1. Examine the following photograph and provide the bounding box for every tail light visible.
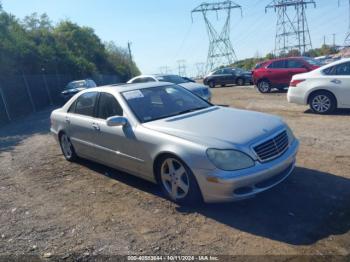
[290,79,305,87]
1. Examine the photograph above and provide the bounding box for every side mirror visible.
[106,116,128,127]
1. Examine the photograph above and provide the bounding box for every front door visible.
[91,92,145,174]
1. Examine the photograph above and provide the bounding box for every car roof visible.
[80,81,173,94]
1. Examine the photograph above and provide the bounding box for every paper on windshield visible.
[123,90,144,100]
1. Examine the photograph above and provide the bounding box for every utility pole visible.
[266,0,316,56]
[127,42,133,77]
[159,66,172,75]
[127,42,133,61]
[177,60,187,77]
[191,1,242,73]
[323,35,326,46]
[333,33,336,47]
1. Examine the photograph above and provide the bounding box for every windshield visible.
[65,81,87,90]
[156,75,187,84]
[122,85,212,123]
[303,57,324,66]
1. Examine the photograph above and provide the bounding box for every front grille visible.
[253,131,289,162]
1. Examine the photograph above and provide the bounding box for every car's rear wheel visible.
[157,156,202,205]
[257,80,271,93]
[208,81,215,88]
[309,91,336,114]
[59,133,78,162]
[236,78,245,86]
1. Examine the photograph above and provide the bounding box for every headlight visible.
[206,149,255,171]
[285,125,296,145]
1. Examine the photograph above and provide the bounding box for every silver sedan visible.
[50,82,299,204]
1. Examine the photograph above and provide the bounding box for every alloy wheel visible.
[60,134,73,159]
[160,158,190,200]
[311,94,331,113]
[258,81,270,93]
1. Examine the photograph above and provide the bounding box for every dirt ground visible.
[0,86,349,259]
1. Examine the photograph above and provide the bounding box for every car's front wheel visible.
[157,156,202,205]
[59,133,78,162]
[257,80,271,93]
[309,91,336,114]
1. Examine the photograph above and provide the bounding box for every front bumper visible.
[193,139,299,203]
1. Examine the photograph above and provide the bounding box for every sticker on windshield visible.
[123,90,144,100]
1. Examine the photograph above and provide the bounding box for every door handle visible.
[92,123,100,131]
[331,79,341,84]
[65,118,70,124]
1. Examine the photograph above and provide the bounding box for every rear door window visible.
[287,60,304,68]
[323,62,350,75]
[74,92,98,117]
[268,60,287,69]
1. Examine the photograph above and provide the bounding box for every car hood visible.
[143,106,285,149]
[178,82,207,91]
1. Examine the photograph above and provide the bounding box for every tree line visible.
[0,3,140,82]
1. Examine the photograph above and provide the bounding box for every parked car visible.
[253,57,322,93]
[127,74,211,101]
[203,67,253,88]
[182,76,196,83]
[287,58,350,114]
[51,82,299,204]
[61,79,97,101]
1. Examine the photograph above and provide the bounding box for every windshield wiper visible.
[175,106,210,116]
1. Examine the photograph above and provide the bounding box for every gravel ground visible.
[0,86,349,260]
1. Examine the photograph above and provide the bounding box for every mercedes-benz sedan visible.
[51,82,299,204]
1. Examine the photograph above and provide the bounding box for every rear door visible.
[266,60,290,86]
[222,68,235,84]
[65,92,99,158]
[323,62,350,106]
[286,59,308,82]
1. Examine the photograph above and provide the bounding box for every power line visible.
[191,1,242,72]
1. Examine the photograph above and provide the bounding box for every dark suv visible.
[252,57,322,93]
[203,67,253,88]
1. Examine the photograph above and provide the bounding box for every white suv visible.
[287,58,350,114]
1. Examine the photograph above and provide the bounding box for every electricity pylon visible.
[177,60,187,76]
[345,0,350,46]
[195,62,206,78]
[191,1,242,73]
[266,0,316,56]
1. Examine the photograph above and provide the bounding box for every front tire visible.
[208,81,215,88]
[59,133,78,162]
[236,78,245,86]
[257,80,271,93]
[309,91,336,114]
[156,156,202,205]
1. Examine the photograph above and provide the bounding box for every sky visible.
[1,0,348,76]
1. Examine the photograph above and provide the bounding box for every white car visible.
[287,58,350,114]
[127,74,212,101]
